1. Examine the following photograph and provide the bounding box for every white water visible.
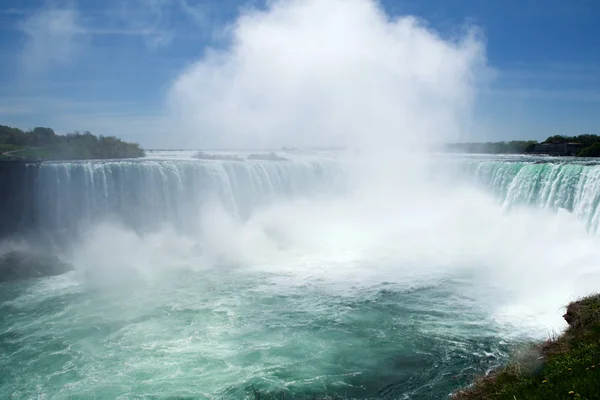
[57,152,600,336]
[3,152,600,398]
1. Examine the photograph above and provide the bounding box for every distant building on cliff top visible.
[533,142,583,156]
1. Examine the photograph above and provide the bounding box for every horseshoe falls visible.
[467,157,600,233]
[2,152,600,399]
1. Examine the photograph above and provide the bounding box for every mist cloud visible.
[168,0,487,150]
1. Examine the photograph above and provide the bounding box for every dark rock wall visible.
[0,161,39,238]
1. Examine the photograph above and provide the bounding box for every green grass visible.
[1,145,81,160]
[454,294,600,400]
[0,145,53,160]
[0,144,25,152]
[15,146,58,160]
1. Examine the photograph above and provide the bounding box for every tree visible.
[29,127,57,146]
[544,135,569,144]
[578,143,600,157]
[0,124,144,160]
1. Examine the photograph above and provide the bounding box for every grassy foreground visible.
[454,295,600,400]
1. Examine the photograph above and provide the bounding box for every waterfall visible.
[467,159,600,233]
[30,159,345,237]
[6,155,600,242]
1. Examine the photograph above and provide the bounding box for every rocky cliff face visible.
[0,161,39,239]
[0,251,72,282]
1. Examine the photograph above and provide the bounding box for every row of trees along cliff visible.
[0,125,144,161]
[446,134,600,157]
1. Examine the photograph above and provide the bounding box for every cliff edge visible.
[454,295,600,399]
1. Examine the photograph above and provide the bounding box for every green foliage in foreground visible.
[454,294,600,400]
[0,125,144,160]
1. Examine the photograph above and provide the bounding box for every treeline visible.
[0,125,144,160]
[445,140,537,154]
[544,134,600,157]
[447,134,600,157]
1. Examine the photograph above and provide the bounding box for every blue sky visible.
[0,0,598,148]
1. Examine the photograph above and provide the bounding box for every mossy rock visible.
[454,294,600,399]
[563,294,600,329]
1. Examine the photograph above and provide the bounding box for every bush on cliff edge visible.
[454,294,600,399]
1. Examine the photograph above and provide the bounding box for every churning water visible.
[2,151,600,399]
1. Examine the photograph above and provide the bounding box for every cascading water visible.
[8,155,345,242]
[2,152,600,399]
[465,156,600,233]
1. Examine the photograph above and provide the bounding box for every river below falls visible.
[1,259,531,399]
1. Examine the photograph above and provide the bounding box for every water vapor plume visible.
[168,0,487,151]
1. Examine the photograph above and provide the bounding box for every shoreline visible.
[453,294,600,399]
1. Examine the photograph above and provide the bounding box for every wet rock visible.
[247,152,288,161]
[0,251,72,282]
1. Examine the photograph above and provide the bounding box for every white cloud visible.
[167,0,488,150]
[19,7,85,74]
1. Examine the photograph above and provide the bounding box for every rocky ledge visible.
[0,251,73,282]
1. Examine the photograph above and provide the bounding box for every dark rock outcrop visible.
[247,152,288,161]
[0,161,40,239]
[193,152,244,161]
[0,251,73,282]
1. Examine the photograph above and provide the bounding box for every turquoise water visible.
[2,153,600,399]
[0,268,510,398]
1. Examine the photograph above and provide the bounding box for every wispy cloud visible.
[19,6,85,75]
[10,0,217,58]
[500,64,600,84]
[85,27,160,36]
[177,0,210,26]
[0,8,29,16]
[112,0,177,48]
[0,105,29,116]
[109,0,215,48]
[485,87,600,102]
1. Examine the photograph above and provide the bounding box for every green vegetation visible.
[454,294,600,399]
[578,143,600,158]
[0,125,144,160]
[445,141,538,154]
[545,135,600,147]
[447,134,600,157]
[0,144,25,152]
